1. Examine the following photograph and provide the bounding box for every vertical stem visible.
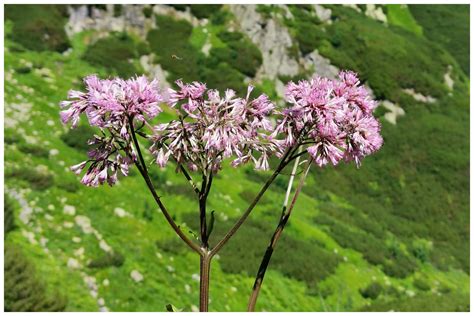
[199,253,212,312]
[247,158,312,311]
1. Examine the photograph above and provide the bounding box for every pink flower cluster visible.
[150,80,279,172]
[60,75,163,186]
[60,71,383,187]
[275,71,383,167]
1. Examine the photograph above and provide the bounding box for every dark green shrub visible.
[171,214,341,289]
[5,243,67,311]
[5,194,16,235]
[83,33,139,77]
[5,5,70,52]
[17,143,49,158]
[213,31,263,77]
[359,282,383,299]
[88,252,125,269]
[200,62,247,95]
[285,6,324,55]
[6,167,54,190]
[413,278,430,291]
[189,5,222,19]
[167,4,187,12]
[5,131,21,145]
[56,176,80,193]
[210,9,231,25]
[382,253,417,278]
[15,66,31,74]
[61,125,95,151]
[147,15,200,82]
[143,6,153,18]
[143,201,154,221]
[361,292,469,312]
[239,189,270,205]
[113,4,122,17]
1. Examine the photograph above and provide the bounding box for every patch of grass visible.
[386,5,423,36]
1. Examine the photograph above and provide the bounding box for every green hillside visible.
[4,4,470,312]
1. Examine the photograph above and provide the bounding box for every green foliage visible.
[82,32,141,77]
[318,5,451,100]
[5,5,70,52]
[143,6,153,18]
[147,15,200,82]
[314,213,388,266]
[5,194,16,235]
[189,5,223,19]
[142,201,154,221]
[87,251,125,269]
[361,292,469,312]
[285,6,324,55]
[200,62,247,95]
[359,282,383,299]
[386,5,423,36]
[212,31,263,77]
[61,125,95,151]
[6,166,54,190]
[113,4,123,17]
[162,215,341,289]
[5,243,67,311]
[413,278,430,291]
[17,142,49,158]
[382,253,417,279]
[409,5,470,75]
[409,238,432,263]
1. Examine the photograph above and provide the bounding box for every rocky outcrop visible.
[229,4,300,80]
[302,50,339,79]
[379,100,405,125]
[66,5,154,40]
[402,88,437,104]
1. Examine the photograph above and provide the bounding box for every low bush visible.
[176,214,340,289]
[5,194,16,235]
[5,5,70,52]
[17,143,49,158]
[5,243,67,311]
[213,31,262,77]
[361,292,469,312]
[413,278,430,291]
[6,166,54,191]
[142,6,153,18]
[61,125,95,151]
[82,32,141,77]
[87,252,125,269]
[359,281,383,299]
[189,5,222,19]
[382,253,417,278]
[147,15,200,82]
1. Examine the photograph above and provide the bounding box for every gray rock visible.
[229,5,300,80]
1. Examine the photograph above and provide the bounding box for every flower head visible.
[60,75,164,186]
[150,81,278,172]
[276,71,383,167]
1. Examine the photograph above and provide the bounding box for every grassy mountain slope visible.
[4,4,469,312]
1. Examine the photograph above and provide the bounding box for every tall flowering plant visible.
[60,71,382,312]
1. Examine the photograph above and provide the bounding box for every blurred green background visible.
[4,4,470,312]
